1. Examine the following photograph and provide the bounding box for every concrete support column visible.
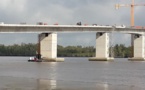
[129,34,145,61]
[89,32,114,61]
[39,33,64,62]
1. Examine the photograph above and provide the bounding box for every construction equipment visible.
[115,0,145,57]
[115,0,145,26]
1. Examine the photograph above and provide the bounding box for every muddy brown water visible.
[0,57,144,90]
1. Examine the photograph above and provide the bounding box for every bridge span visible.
[0,24,145,34]
[0,24,145,61]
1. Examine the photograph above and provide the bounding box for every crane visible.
[115,0,145,26]
[115,0,145,57]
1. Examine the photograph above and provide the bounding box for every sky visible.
[0,0,145,46]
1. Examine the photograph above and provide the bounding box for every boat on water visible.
[28,56,42,62]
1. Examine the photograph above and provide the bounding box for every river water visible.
[0,57,145,90]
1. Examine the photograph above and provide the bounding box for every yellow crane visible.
[115,0,145,57]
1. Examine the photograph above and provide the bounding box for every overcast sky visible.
[0,0,145,46]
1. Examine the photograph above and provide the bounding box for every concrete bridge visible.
[0,24,145,61]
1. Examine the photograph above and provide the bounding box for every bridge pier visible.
[38,33,64,62]
[129,34,145,61]
[89,32,114,61]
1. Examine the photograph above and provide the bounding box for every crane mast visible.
[131,0,134,26]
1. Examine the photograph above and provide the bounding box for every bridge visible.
[0,24,145,34]
[0,24,145,61]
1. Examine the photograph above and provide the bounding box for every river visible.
[0,57,145,90]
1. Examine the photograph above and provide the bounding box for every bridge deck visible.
[0,24,144,34]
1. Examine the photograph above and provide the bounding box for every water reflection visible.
[95,83,109,90]
[38,62,57,90]
[37,79,57,90]
[35,62,57,90]
[104,83,109,90]
[0,77,142,90]
[49,62,57,80]
[35,79,141,90]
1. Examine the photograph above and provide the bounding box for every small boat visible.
[28,57,42,62]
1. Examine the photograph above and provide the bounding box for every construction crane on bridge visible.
[115,0,145,57]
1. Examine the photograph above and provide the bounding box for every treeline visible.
[113,44,131,58]
[58,44,131,57]
[0,43,131,58]
[0,43,37,56]
[58,45,95,57]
